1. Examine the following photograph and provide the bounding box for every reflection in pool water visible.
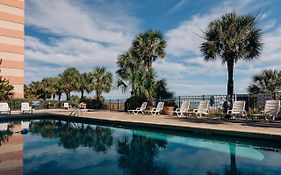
[0,119,281,175]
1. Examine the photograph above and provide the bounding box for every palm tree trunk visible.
[58,93,62,101]
[229,144,237,175]
[96,89,101,101]
[66,92,70,100]
[81,91,84,99]
[227,60,234,100]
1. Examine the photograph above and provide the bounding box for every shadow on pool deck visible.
[165,115,281,128]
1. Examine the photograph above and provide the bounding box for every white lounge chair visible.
[173,101,190,117]
[21,102,33,114]
[253,100,280,121]
[0,123,8,131]
[63,103,69,109]
[0,103,11,114]
[191,100,209,118]
[148,102,164,116]
[227,101,247,119]
[128,102,148,115]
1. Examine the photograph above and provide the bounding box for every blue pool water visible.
[1,119,281,175]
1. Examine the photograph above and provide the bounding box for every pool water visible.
[1,119,281,175]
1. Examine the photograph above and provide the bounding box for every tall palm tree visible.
[91,67,113,101]
[248,69,281,99]
[201,13,262,99]
[132,29,167,69]
[60,67,80,100]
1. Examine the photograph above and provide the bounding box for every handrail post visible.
[117,99,120,111]
[178,96,181,108]
[109,99,111,111]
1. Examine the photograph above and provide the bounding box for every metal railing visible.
[103,99,126,111]
[104,93,281,113]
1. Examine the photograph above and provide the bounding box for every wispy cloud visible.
[167,0,189,15]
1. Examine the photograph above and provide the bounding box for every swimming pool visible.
[1,118,281,175]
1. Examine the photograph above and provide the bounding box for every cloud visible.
[167,0,189,15]
[25,0,138,46]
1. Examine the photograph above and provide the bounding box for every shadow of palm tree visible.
[116,134,168,175]
[30,120,114,153]
[207,144,263,175]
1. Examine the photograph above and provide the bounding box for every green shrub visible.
[125,96,148,111]
[81,98,103,109]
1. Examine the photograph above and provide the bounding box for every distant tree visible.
[60,67,80,100]
[132,29,167,69]
[248,69,281,99]
[91,67,113,101]
[0,59,14,100]
[0,77,14,100]
[201,13,262,99]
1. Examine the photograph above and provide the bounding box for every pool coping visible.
[1,112,281,142]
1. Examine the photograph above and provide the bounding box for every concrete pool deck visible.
[45,110,281,141]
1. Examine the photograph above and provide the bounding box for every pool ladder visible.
[69,108,82,117]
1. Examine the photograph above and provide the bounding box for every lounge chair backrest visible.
[264,100,280,114]
[180,101,190,111]
[231,101,245,113]
[64,103,69,108]
[21,102,30,110]
[156,102,164,110]
[0,103,10,111]
[197,101,209,112]
[140,102,148,110]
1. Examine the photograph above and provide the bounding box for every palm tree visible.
[60,67,80,100]
[248,70,281,99]
[43,77,57,99]
[133,68,158,100]
[91,67,113,101]
[54,77,64,101]
[116,55,158,100]
[78,72,92,99]
[201,13,262,99]
[132,29,167,69]
[116,51,144,96]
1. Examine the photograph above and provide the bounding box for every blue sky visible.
[25,0,281,98]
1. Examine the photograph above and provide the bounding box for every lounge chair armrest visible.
[204,109,209,114]
[193,109,198,113]
[136,108,141,110]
